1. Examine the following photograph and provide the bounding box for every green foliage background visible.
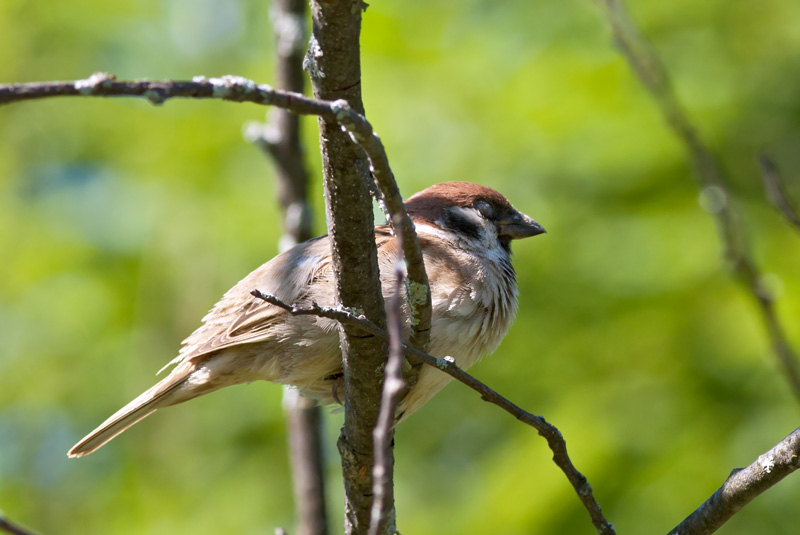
[2,0,800,533]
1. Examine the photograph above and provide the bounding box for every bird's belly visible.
[397,310,510,419]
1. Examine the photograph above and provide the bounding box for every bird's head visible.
[405,182,545,253]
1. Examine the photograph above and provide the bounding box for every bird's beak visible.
[498,211,546,239]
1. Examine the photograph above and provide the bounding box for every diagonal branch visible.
[667,426,800,535]
[0,514,37,535]
[758,153,800,233]
[593,0,800,404]
[250,290,616,535]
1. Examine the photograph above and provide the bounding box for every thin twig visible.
[250,290,616,535]
[668,426,800,535]
[593,0,800,404]
[0,514,37,535]
[759,153,800,232]
[369,221,407,535]
[0,74,329,113]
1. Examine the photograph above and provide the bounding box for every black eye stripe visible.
[440,208,482,240]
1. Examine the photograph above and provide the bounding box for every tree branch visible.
[0,73,328,111]
[281,389,328,535]
[758,153,800,233]
[250,290,616,535]
[668,426,800,535]
[0,514,37,535]
[304,1,393,532]
[369,222,407,535]
[593,0,800,405]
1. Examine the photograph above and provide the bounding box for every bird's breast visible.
[423,243,518,369]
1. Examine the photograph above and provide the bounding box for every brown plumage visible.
[68,182,545,457]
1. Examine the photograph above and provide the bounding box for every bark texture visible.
[306,1,394,533]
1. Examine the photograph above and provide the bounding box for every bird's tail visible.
[67,365,195,458]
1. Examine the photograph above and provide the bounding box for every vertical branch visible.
[245,2,328,534]
[594,0,800,404]
[305,1,393,534]
[282,389,329,535]
[369,218,406,535]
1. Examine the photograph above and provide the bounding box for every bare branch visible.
[250,290,616,535]
[305,1,393,532]
[593,0,800,404]
[369,223,407,535]
[282,391,328,535]
[0,76,392,176]
[0,73,328,113]
[668,427,800,535]
[759,153,800,232]
[0,514,37,535]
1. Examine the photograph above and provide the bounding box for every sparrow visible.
[68,181,545,457]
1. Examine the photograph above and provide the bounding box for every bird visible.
[68,181,545,457]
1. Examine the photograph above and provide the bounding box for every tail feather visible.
[67,368,193,458]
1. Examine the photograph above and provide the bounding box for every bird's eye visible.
[475,201,493,218]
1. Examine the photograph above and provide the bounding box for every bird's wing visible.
[160,236,336,371]
[160,227,398,373]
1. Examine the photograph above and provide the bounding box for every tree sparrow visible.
[68,181,545,457]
